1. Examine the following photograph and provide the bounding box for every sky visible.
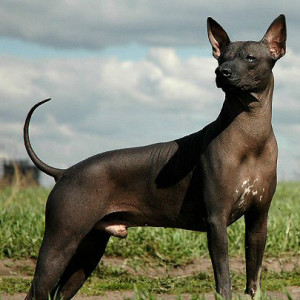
[0,1,299,185]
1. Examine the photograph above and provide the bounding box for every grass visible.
[0,182,299,261]
[1,268,299,296]
[0,181,299,298]
[83,268,300,295]
[130,290,297,300]
[0,187,46,258]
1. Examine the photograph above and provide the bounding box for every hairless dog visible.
[24,15,286,299]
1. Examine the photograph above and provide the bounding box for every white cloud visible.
[1,49,299,184]
[0,1,299,187]
[1,1,299,50]
[0,49,220,185]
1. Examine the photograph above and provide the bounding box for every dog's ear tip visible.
[275,14,286,25]
[207,17,215,24]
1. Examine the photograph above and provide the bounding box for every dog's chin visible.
[216,77,237,92]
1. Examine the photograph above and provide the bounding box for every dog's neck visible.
[217,73,275,145]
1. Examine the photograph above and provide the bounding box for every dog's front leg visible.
[244,208,268,298]
[207,216,231,299]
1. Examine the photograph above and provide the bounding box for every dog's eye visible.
[245,55,256,62]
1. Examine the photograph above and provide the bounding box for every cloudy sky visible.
[1,1,299,185]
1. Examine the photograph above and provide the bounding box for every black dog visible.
[24,15,286,299]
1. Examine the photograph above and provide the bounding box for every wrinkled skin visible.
[24,15,286,300]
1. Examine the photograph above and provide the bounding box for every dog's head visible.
[207,15,286,93]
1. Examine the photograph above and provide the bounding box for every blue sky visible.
[1,1,299,185]
[2,37,210,61]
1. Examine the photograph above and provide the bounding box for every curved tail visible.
[23,98,64,181]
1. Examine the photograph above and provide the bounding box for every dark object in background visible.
[1,160,40,186]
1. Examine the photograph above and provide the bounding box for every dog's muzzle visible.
[215,65,236,90]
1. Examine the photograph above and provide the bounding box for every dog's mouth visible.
[216,74,256,92]
[215,66,254,92]
[216,74,238,91]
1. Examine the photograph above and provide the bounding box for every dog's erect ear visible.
[262,14,287,60]
[207,17,230,59]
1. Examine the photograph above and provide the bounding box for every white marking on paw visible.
[235,189,239,194]
[259,196,263,202]
[252,190,258,196]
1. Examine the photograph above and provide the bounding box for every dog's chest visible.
[229,177,266,221]
[200,141,276,224]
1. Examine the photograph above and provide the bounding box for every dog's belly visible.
[94,171,208,234]
[95,206,208,238]
[100,187,207,231]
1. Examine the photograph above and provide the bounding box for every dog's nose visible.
[222,68,232,77]
[221,67,232,77]
[216,65,232,78]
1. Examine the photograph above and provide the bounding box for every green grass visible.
[1,268,299,296]
[130,290,297,300]
[0,186,47,258]
[0,182,299,298]
[0,182,299,261]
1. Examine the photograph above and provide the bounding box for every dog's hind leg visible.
[25,226,85,300]
[25,189,108,300]
[52,229,110,300]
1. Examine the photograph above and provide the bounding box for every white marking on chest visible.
[242,180,249,187]
[233,179,262,217]
[258,187,265,202]
[241,183,251,198]
[239,178,260,202]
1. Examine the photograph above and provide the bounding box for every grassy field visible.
[0,182,299,261]
[0,181,299,298]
